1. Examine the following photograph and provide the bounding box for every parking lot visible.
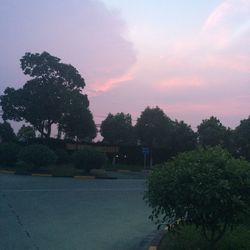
[0,174,154,250]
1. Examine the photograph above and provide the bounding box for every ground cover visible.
[159,223,250,250]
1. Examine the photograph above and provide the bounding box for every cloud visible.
[157,76,204,90]
[0,0,136,94]
[87,69,134,93]
[203,0,250,30]
[98,0,250,128]
[203,1,233,31]
[150,0,250,91]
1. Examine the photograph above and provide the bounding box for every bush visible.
[18,144,57,170]
[145,146,250,248]
[0,143,21,166]
[72,148,107,173]
[54,149,70,164]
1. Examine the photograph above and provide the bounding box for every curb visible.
[138,230,165,250]
[0,170,15,174]
[95,176,117,180]
[74,175,95,179]
[0,170,117,180]
[32,173,53,177]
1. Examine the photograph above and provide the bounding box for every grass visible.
[0,163,146,176]
[0,163,86,176]
[104,163,145,172]
[159,224,250,250]
[47,164,86,176]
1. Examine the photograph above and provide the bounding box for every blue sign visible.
[142,147,149,154]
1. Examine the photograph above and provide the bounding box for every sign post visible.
[142,147,149,169]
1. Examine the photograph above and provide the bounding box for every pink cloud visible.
[89,0,250,130]
[87,70,134,94]
[206,54,250,73]
[157,76,204,90]
[0,0,137,95]
[163,98,248,117]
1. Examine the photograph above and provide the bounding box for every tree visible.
[17,125,36,142]
[197,116,228,147]
[135,106,173,148]
[0,121,16,142]
[0,52,94,139]
[172,120,197,154]
[100,112,134,145]
[145,147,250,248]
[234,116,250,160]
[62,106,97,142]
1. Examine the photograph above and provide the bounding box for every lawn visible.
[159,223,250,250]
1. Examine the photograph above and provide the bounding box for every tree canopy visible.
[0,52,96,140]
[172,120,197,154]
[135,106,173,148]
[100,112,134,145]
[0,121,16,142]
[197,116,228,147]
[234,116,250,160]
[17,125,36,142]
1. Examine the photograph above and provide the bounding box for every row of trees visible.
[1,51,250,161]
[100,108,250,160]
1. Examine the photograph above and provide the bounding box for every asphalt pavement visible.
[0,174,154,250]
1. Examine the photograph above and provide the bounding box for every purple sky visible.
[1,0,250,132]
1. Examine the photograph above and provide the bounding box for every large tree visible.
[197,116,229,147]
[100,112,134,145]
[135,106,174,148]
[0,52,95,140]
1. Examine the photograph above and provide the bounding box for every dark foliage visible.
[0,121,17,142]
[72,148,107,173]
[54,149,70,164]
[100,112,134,145]
[145,146,250,248]
[0,143,21,166]
[18,144,57,169]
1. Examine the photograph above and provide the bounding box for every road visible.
[0,174,154,250]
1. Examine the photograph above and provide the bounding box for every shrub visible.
[18,144,57,170]
[72,148,107,173]
[54,149,70,164]
[145,146,250,248]
[0,143,21,166]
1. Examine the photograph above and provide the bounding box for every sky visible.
[1,0,250,131]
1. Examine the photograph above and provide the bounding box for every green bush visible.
[72,148,107,173]
[145,146,250,248]
[18,144,57,170]
[0,143,21,167]
[54,149,70,164]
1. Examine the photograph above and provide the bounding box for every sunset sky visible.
[1,0,250,130]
